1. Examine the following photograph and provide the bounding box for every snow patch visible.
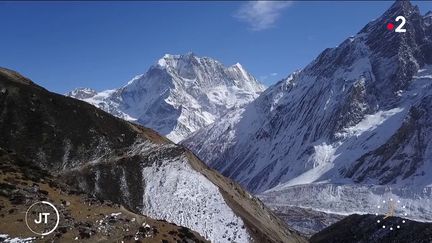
[140,156,250,242]
[336,108,404,139]
[0,234,35,243]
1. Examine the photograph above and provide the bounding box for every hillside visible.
[0,67,305,242]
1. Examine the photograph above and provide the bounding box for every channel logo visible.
[25,201,60,236]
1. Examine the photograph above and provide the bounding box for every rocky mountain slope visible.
[183,0,432,228]
[67,53,265,142]
[310,214,432,243]
[0,147,207,242]
[0,67,305,242]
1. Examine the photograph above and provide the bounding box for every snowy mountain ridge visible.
[183,0,432,222]
[67,53,265,142]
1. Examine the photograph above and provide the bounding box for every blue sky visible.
[1,1,431,94]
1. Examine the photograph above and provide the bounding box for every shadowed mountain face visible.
[310,214,432,243]
[0,67,305,243]
[0,68,164,172]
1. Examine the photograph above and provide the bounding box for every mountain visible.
[183,0,432,226]
[310,214,432,243]
[67,53,265,143]
[0,147,207,242]
[0,67,305,242]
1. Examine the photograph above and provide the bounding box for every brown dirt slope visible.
[0,147,208,242]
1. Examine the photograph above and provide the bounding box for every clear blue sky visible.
[1,1,430,94]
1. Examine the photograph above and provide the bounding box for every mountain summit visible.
[67,53,265,142]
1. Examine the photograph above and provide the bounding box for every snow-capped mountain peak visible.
[66,87,97,99]
[183,0,432,224]
[68,53,265,142]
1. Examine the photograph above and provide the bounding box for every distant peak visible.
[158,52,199,66]
[75,87,96,92]
[163,53,172,59]
[386,0,418,16]
[158,56,169,67]
[233,63,243,69]
[391,0,413,8]
[162,52,196,59]
[357,0,421,36]
[66,87,97,99]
